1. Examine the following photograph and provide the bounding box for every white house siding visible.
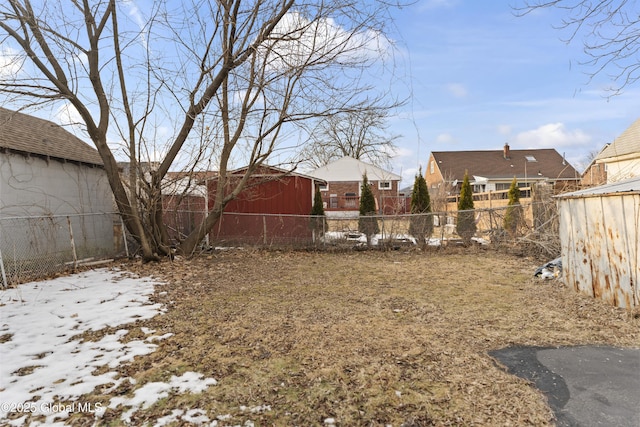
[0,151,116,266]
[558,179,640,308]
[599,156,640,183]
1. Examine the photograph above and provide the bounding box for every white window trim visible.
[378,180,392,190]
[319,183,328,191]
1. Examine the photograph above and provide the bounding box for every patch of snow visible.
[321,231,419,246]
[471,237,490,246]
[240,404,271,414]
[146,332,174,342]
[0,268,217,426]
[154,409,186,426]
[427,237,442,246]
[154,408,224,427]
[108,372,216,423]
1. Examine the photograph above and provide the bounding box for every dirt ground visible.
[80,248,639,426]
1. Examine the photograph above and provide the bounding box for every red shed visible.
[207,165,325,246]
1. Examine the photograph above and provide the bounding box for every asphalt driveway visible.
[489,346,640,427]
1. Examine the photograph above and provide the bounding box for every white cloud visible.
[261,12,393,72]
[56,103,83,126]
[497,124,511,135]
[512,122,592,149]
[401,167,420,185]
[389,146,413,158]
[0,46,23,79]
[435,133,456,144]
[122,0,149,50]
[446,83,468,98]
[55,102,89,139]
[419,0,458,11]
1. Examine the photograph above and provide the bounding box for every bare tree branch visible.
[0,0,402,259]
[514,0,640,94]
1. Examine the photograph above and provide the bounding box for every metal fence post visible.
[263,215,267,245]
[0,247,8,289]
[121,217,130,257]
[67,216,78,270]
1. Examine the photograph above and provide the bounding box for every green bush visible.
[503,177,524,236]
[310,187,326,238]
[408,172,433,245]
[358,173,379,244]
[456,171,476,244]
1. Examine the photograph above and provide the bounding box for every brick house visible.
[309,156,403,217]
[580,144,609,188]
[425,144,581,201]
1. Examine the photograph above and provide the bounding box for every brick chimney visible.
[503,143,510,159]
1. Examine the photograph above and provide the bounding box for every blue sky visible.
[2,0,637,189]
[384,0,639,186]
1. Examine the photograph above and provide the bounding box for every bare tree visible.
[0,0,399,260]
[299,105,401,169]
[515,0,640,94]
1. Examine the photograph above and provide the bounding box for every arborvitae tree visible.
[310,187,327,241]
[503,176,524,236]
[358,173,379,245]
[456,170,476,245]
[408,171,433,246]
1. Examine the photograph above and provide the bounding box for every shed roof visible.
[309,156,401,182]
[557,176,640,198]
[229,164,326,183]
[431,148,579,181]
[596,118,640,160]
[0,107,102,166]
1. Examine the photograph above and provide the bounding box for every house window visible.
[430,161,434,174]
[378,181,392,190]
[329,194,338,208]
[319,183,328,191]
[344,192,357,208]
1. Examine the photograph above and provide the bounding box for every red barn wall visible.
[207,173,316,245]
[221,175,313,214]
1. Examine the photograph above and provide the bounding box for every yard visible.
[4,248,639,426]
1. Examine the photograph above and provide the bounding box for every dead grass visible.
[77,248,638,426]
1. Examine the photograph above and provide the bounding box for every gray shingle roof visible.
[0,107,103,166]
[596,118,640,160]
[309,156,401,182]
[432,148,580,181]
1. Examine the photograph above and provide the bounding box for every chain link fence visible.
[0,212,126,287]
[168,197,558,255]
[1,198,558,286]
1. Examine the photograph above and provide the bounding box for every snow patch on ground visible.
[0,268,218,426]
[107,372,217,423]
